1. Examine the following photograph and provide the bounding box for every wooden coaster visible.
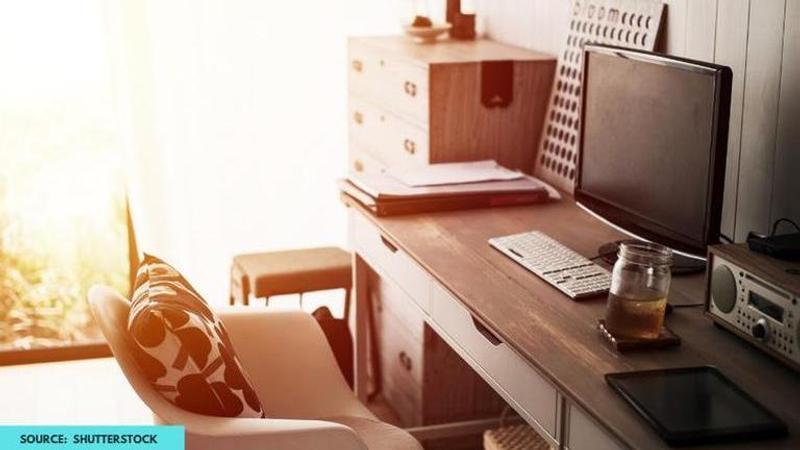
[598,319,680,352]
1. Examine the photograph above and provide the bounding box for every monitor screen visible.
[576,45,731,256]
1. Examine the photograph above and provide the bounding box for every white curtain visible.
[103,1,401,303]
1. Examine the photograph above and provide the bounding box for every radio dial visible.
[752,318,769,341]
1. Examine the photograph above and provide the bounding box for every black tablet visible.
[606,366,787,446]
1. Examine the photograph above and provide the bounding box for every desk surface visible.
[351,196,800,450]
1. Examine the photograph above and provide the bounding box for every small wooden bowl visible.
[403,23,452,44]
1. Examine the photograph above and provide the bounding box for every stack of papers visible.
[387,160,525,187]
[340,160,558,216]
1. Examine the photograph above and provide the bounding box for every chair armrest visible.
[181,415,367,450]
[214,308,373,419]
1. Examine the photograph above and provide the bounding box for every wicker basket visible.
[483,424,552,450]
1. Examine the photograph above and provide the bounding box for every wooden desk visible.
[346,195,800,450]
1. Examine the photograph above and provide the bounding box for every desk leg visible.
[353,253,369,403]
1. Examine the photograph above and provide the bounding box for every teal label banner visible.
[0,426,184,450]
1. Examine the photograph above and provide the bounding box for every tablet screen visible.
[606,366,787,445]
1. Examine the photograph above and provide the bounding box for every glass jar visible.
[604,241,672,339]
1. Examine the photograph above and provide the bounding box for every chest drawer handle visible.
[353,111,363,125]
[472,316,503,346]
[403,138,416,155]
[404,80,417,97]
[398,351,412,371]
[352,59,363,72]
[353,159,364,172]
[380,235,398,253]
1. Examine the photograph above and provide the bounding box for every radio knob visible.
[752,318,769,341]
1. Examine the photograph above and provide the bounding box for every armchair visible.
[88,285,421,450]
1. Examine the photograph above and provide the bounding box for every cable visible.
[589,250,616,262]
[771,217,800,236]
[499,405,513,427]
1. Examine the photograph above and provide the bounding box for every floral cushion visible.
[128,254,264,418]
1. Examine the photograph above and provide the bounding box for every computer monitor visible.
[575,44,732,267]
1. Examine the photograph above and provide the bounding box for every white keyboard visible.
[489,231,611,300]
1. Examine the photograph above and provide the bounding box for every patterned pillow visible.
[128,254,264,418]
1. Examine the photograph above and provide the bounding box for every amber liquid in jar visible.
[604,241,672,340]
[605,292,667,339]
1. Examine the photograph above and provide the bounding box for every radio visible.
[706,243,800,371]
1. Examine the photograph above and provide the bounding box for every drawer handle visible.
[380,235,398,253]
[398,351,412,371]
[472,316,503,346]
[352,59,363,72]
[403,80,417,97]
[403,138,416,155]
[353,159,364,172]
[353,111,363,125]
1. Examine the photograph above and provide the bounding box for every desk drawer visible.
[348,39,429,126]
[369,268,425,344]
[349,96,429,168]
[565,403,624,450]
[352,212,431,314]
[430,283,559,439]
[379,317,424,426]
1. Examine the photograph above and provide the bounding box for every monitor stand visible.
[597,240,706,275]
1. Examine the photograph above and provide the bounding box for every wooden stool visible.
[230,246,352,308]
[483,424,552,450]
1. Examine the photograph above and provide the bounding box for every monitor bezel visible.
[575,44,732,258]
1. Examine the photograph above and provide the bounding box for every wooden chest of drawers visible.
[348,36,556,175]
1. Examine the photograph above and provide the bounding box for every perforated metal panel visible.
[534,0,665,192]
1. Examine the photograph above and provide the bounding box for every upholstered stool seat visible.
[231,246,352,305]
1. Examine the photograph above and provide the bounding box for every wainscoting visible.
[477,0,800,241]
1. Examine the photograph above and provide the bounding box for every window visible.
[0,0,129,361]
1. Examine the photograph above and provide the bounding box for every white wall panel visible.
[771,0,800,228]
[686,0,718,60]
[736,0,787,239]
[715,0,750,240]
[662,0,688,55]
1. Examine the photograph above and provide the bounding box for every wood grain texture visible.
[348,36,555,175]
[428,59,555,172]
[770,0,800,227]
[714,0,750,241]
[736,0,787,240]
[351,35,554,65]
[346,197,800,450]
